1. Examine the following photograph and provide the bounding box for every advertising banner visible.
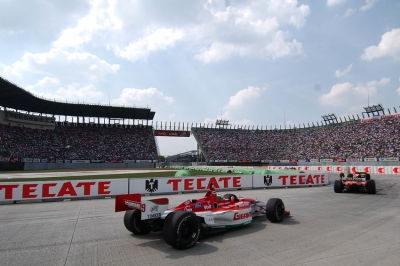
[252,173,329,188]
[129,175,253,194]
[379,157,399,162]
[154,130,190,137]
[0,179,128,201]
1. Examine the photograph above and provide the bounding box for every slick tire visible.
[365,174,371,181]
[366,180,376,194]
[334,180,343,193]
[162,211,201,249]
[124,210,151,235]
[265,198,285,223]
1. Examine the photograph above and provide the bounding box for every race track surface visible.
[0,174,399,266]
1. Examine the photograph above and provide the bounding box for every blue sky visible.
[1,0,399,156]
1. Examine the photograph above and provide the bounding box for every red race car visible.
[115,185,290,249]
[334,171,376,194]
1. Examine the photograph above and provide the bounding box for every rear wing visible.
[115,194,169,220]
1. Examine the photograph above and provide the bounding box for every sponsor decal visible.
[147,213,161,219]
[165,176,242,191]
[184,207,192,212]
[204,204,212,210]
[278,174,326,185]
[184,200,191,205]
[150,205,159,213]
[0,181,112,200]
[238,202,250,208]
[233,211,252,220]
[193,203,203,208]
[264,175,272,186]
[145,179,158,193]
[125,200,145,212]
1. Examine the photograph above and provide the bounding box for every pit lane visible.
[0,174,399,266]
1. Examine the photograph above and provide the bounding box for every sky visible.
[1,0,400,156]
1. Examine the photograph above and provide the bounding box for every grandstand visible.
[1,76,400,170]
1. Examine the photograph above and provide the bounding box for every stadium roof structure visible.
[0,77,155,120]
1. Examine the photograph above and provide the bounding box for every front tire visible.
[124,210,151,235]
[162,211,201,249]
[266,198,285,223]
[334,180,343,193]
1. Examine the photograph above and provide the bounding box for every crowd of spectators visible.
[0,124,158,161]
[1,115,399,162]
[193,116,400,161]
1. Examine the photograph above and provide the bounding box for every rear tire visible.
[334,180,343,193]
[124,210,151,235]
[266,198,285,223]
[365,174,371,181]
[162,211,201,249]
[366,180,376,194]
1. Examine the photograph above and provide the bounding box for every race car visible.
[115,186,290,249]
[334,171,376,194]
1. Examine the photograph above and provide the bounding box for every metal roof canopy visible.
[0,77,155,120]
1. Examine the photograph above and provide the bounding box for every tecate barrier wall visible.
[280,165,400,175]
[0,173,329,202]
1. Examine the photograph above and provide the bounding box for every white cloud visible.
[319,82,354,107]
[361,28,400,61]
[327,0,346,7]
[26,79,103,102]
[2,48,120,81]
[193,1,309,63]
[39,0,309,64]
[397,87,400,95]
[114,28,184,62]
[194,42,247,63]
[225,86,264,109]
[360,0,378,12]
[319,78,389,107]
[52,0,122,48]
[265,31,303,59]
[111,87,175,107]
[335,63,353,77]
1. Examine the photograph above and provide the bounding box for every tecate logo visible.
[233,211,252,220]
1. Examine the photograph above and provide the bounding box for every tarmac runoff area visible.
[0,174,400,266]
[0,169,176,180]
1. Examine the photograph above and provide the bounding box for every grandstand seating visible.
[192,116,400,161]
[1,114,399,162]
[0,123,158,161]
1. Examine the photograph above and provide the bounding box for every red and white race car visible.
[115,186,290,249]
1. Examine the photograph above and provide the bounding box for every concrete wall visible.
[297,161,400,167]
